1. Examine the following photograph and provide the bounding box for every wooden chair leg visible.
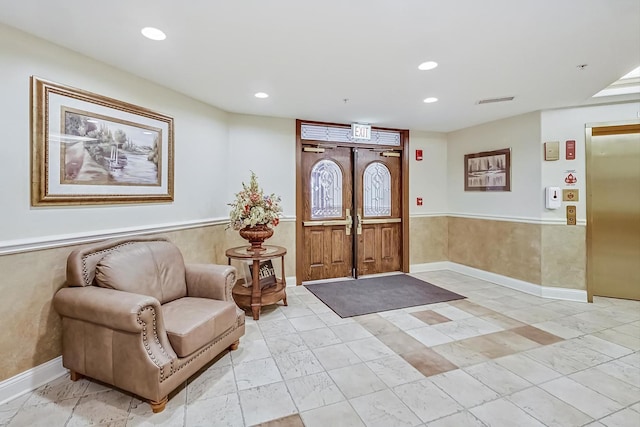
[229,339,240,351]
[69,371,83,382]
[150,396,168,413]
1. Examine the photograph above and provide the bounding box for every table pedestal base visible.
[232,280,287,320]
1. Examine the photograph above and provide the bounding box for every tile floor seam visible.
[63,394,83,427]
[593,405,640,425]
[503,384,596,426]
[228,353,248,427]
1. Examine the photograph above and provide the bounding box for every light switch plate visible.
[544,141,560,161]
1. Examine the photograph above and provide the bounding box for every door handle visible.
[356,213,362,235]
[359,218,402,225]
[346,209,352,236]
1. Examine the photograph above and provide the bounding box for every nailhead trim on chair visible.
[225,272,236,301]
[137,306,173,380]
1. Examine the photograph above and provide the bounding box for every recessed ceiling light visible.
[141,27,166,41]
[423,97,438,103]
[418,61,438,71]
[254,92,269,99]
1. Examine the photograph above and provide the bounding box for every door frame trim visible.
[295,119,410,284]
[585,119,640,302]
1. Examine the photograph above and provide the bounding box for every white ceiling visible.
[1,0,639,132]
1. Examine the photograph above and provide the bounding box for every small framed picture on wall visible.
[464,148,511,191]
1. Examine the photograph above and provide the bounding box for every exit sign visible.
[351,123,371,140]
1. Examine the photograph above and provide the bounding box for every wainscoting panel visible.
[448,216,542,285]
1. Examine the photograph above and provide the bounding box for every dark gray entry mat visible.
[304,274,465,318]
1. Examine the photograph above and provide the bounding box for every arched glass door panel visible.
[363,162,391,217]
[310,159,343,219]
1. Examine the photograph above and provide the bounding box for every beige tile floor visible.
[1,270,639,426]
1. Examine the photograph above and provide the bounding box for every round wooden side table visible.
[226,245,287,320]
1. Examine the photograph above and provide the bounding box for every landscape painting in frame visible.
[31,77,174,205]
[464,148,511,191]
[61,108,161,186]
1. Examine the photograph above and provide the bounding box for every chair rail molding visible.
[0,216,297,256]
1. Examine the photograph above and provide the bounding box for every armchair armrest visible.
[54,286,161,333]
[185,264,236,301]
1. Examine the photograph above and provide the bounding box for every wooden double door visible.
[299,145,403,282]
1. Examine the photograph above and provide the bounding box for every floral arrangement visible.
[228,171,283,230]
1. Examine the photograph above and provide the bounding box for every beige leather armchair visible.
[53,236,245,413]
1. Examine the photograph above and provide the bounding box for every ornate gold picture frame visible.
[31,77,174,205]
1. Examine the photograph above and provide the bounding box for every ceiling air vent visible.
[477,96,515,105]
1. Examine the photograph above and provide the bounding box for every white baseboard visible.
[285,276,298,287]
[411,261,587,303]
[0,356,66,405]
[540,286,588,302]
[410,262,451,273]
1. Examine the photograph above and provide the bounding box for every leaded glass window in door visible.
[363,162,391,216]
[310,160,343,219]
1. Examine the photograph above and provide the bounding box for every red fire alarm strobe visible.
[415,149,423,161]
[417,197,423,206]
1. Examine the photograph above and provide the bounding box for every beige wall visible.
[409,216,448,265]
[410,215,587,292]
[448,217,541,284]
[0,247,67,381]
[541,225,586,290]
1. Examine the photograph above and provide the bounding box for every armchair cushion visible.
[95,240,187,304]
[162,297,238,357]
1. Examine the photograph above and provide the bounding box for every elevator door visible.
[587,123,640,301]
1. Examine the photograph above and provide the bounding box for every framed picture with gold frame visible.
[30,76,174,206]
[464,148,511,191]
